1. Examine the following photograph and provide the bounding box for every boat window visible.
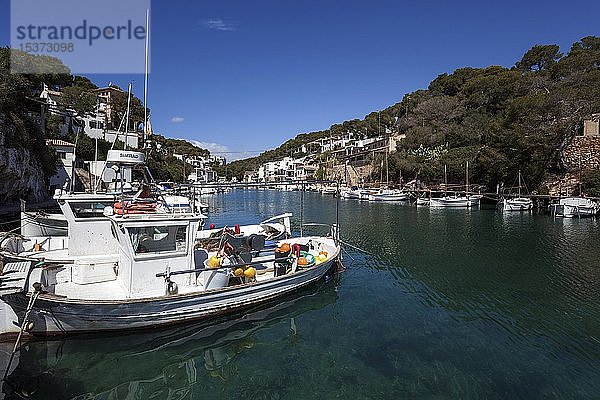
[129,225,187,255]
[70,201,114,218]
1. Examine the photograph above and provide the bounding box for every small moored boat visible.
[0,210,341,337]
[548,197,599,218]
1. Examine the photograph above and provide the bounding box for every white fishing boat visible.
[429,163,480,208]
[415,196,430,206]
[430,195,470,208]
[320,186,337,195]
[340,186,361,199]
[503,197,533,211]
[359,189,378,200]
[549,197,599,218]
[160,194,195,214]
[198,213,292,243]
[502,170,533,211]
[20,210,67,237]
[0,203,340,337]
[367,188,409,202]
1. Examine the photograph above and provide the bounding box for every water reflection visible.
[6,191,598,398]
[2,283,339,400]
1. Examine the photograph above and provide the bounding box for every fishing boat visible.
[429,163,480,208]
[548,197,599,218]
[430,195,470,208]
[0,205,340,337]
[359,188,378,200]
[340,186,361,199]
[503,197,533,212]
[502,170,533,211]
[367,188,409,202]
[20,209,67,237]
[320,186,337,195]
[415,195,430,206]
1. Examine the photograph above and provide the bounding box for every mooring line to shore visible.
[339,239,375,256]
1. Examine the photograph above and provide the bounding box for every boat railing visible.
[301,223,339,244]
[154,256,295,279]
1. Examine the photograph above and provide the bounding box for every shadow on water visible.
[2,282,340,400]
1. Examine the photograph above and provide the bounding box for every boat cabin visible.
[110,213,203,298]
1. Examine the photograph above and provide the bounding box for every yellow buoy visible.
[234,268,244,277]
[244,267,256,278]
[208,256,221,268]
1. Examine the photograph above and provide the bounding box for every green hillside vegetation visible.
[0,48,210,185]
[225,37,600,192]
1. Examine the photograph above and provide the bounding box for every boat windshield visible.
[128,225,187,255]
[70,201,115,218]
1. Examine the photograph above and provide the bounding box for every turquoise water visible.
[2,190,600,399]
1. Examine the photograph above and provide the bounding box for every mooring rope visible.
[2,281,42,382]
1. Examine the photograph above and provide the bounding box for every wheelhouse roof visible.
[110,212,206,227]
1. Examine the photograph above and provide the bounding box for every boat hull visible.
[430,196,479,208]
[20,212,67,237]
[341,191,361,199]
[503,198,533,212]
[549,197,599,218]
[1,256,339,336]
[368,193,409,202]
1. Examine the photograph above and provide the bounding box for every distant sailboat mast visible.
[444,164,448,196]
[466,160,469,198]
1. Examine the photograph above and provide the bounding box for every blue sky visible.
[2,0,600,160]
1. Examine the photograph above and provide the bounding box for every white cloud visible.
[171,116,185,123]
[185,139,258,162]
[202,18,236,31]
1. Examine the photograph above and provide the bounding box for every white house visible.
[40,84,139,149]
[46,139,75,191]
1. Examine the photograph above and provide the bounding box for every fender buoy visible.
[113,201,157,215]
[292,244,301,258]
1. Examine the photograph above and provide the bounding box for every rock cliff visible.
[0,117,48,205]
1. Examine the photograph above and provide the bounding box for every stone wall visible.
[327,163,374,186]
[562,136,600,171]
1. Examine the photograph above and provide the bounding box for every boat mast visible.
[466,160,469,197]
[143,8,150,145]
[444,164,447,196]
[518,169,522,198]
[125,83,132,150]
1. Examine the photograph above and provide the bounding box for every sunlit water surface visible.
[2,189,599,399]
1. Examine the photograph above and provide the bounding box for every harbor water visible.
[2,189,599,399]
